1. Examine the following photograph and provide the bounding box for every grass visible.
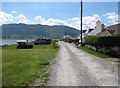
[0,47,2,88]
[79,46,111,58]
[79,46,120,63]
[2,44,58,86]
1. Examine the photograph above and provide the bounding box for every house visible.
[62,35,73,43]
[97,24,120,36]
[90,23,120,56]
[78,20,105,43]
[62,35,72,39]
[81,20,120,57]
[88,20,106,36]
[88,28,94,33]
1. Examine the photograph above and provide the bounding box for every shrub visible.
[84,36,120,57]
[84,36,100,46]
[85,36,120,47]
[99,36,120,47]
[52,40,59,49]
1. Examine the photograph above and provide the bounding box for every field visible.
[2,44,58,86]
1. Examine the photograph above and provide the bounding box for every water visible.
[0,39,33,46]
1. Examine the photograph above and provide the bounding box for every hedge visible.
[84,36,120,57]
[84,36,120,47]
[84,36,99,45]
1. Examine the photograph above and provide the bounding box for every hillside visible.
[1,23,80,39]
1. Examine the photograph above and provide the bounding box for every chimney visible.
[96,20,102,29]
[101,24,105,31]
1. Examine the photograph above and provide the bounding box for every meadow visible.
[2,43,58,86]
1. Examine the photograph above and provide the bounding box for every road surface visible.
[47,41,118,86]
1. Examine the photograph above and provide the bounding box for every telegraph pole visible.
[80,0,83,46]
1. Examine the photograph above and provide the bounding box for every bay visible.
[0,39,33,46]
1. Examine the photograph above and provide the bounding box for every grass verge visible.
[79,46,111,58]
[79,46,120,63]
[2,43,58,86]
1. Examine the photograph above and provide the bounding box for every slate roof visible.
[88,29,94,33]
[97,24,120,36]
[107,24,120,35]
[97,30,111,36]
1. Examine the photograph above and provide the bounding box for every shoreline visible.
[0,39,34,46]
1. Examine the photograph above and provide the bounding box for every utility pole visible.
[80,0,83,46]
[65,30,66,36]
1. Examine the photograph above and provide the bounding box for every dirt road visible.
[47,41,118,86]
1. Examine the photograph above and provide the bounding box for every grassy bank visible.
[81,47,120,68]
[79,46,111,58]
[2,43,58,86]
[79,46,120,62]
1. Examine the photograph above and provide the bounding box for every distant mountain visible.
[1,23,80,39]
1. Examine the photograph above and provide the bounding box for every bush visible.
[85,36,120,47]
[52,40,59,49]
[84,36,100,46]
[106,50,120,58]
[84,36,120,58]
[99,36,120,46]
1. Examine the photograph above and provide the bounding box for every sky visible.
[0,2,119,30]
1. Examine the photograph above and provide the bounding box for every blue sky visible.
[2,2,80,20]
[0,2,119,30]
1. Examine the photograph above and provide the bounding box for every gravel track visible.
[47,41,118,86]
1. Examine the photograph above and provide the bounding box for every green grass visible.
[0,47,2,88]
[2,44,58,86]
[79,46,120,67]
[79,46,111,58]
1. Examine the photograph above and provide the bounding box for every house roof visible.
[97,30,111,36]
[107,24,120,35]
[83,30,87,33]
[88,29,94,33]
[97,24,120,36]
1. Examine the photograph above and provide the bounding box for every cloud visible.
[15,14,26,21]
[103,12,118,24]
[42,14,101,30]
[34,14,100,30]
[15,14,32,24]
[83,14,101,29]
[0,11,106,31]
[34,16,67,26]
[71,17,80,21]
[11,11,16,14]
[34,16,45,23]
[0,12,33,25]
[0,11,14,25]
[0,11,101,30]
[67,14,101,30]
[47,18,67,26]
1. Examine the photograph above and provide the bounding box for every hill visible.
[1,23,80,39]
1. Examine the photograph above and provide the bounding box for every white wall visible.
[89,20,102,36]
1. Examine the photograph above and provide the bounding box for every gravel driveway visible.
[47,41,118,86]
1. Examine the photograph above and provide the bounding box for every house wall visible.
[87,21,108,36]
[89,21,102,36]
